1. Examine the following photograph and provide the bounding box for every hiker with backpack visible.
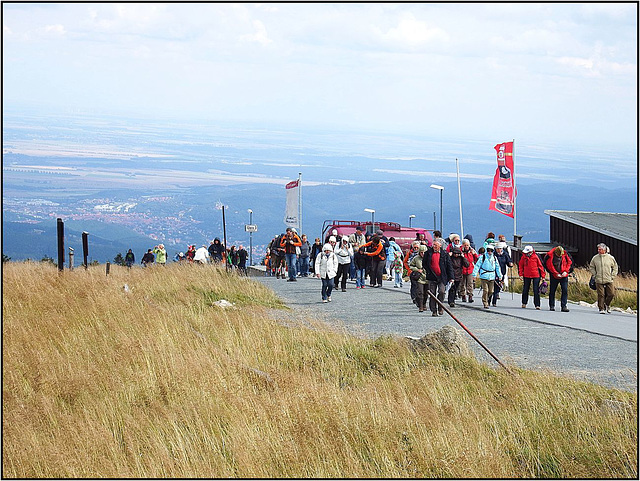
[472,244,502,309]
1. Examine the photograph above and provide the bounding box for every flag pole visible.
[512,139,516,239]
[298,172,302,234]
[456,157,464,238]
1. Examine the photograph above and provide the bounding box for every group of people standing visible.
[125,238,249,274]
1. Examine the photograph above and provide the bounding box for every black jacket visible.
[424,248,454,283]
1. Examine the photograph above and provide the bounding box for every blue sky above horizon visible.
[3,3,638,150]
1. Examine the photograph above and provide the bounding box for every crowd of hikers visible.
[123,238,249,274]
[264,226,620,314]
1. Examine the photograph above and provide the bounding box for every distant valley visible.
[2,112,637,263]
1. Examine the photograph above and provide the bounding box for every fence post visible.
[57,218,65,272]
[68,247,74,270]
[106,262,110,276]
[82,232,89,269]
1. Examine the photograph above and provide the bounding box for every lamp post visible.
[430,184,444,233]
[409,214,415,227]
[364,208,375,231]
[248,209,253,266]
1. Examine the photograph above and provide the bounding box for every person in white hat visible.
[518,245,546,309]
[315,243,338,302]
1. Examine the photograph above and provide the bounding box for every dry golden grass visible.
[3,262,637,478]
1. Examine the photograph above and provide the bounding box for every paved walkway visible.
[253,271,637,392]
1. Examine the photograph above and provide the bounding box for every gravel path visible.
[254,274,637,392]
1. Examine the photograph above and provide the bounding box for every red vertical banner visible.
[489,141,516,218]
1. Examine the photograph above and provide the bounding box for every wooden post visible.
[57,218,64,272]
[82,231,89,269]
[106,262,110,276]
[68,247,74,270]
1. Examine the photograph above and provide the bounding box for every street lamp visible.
[430,184,444,233]
[248,209,253,266]
[409,214,415,227]
[364,208,375,231]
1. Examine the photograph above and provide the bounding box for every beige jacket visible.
[589,253,618,284]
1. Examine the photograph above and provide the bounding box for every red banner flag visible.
[489,141,516,218]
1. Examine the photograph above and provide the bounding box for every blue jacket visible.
[472,252,502,280]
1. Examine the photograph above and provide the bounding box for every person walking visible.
[348,226,366,280]
[153,244,167,266]
[362,234,386,287]
[459,238,478,303]
[409,244,429,312]
[354,246,368,289]
[315,243,338,302]
[589,243,619,314]
[237,245,248,275]
[387,237,404,288]
[448,246,469,307]
[298,234,311,277]
[194,245,210,264]
[491,242,513,307]
[185,244,196,263]
[404,241,421,303]
[543,245,574,312]
[334,237,354,291]
[518,245,546,309]
[124,249,135,268]
[208,238,225,263]
[309,237,322,275]
[141,248,154,267]
[280,227,302,281]
[472,244,502,309]
[423,240,455,316]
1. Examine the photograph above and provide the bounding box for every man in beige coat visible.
[589,243,619,314]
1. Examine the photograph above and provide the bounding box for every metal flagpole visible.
[456,157,464,238]
[512,139,516,240]
[298,172,302,234]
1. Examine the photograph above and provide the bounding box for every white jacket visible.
[315,252,338,278]
[194,247,210,263]
[334,243,354,265]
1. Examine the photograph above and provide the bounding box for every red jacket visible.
[518,251,546,278]
[461,248,478,275]
[543,248,573,279]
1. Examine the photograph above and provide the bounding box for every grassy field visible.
[3,262,637,478]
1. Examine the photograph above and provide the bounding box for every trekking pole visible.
[426,290,514,375]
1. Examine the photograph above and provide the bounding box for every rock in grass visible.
[407,325,474,358]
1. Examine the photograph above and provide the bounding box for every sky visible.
[2,3,638,148]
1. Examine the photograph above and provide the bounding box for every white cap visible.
[323,243,333,251]
[523,245,533,253]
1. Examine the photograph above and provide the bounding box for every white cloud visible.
[240,19,272,46]
[378,12,449,50]
[42,24,66,36]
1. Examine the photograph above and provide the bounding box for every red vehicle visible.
[321,220,432,251]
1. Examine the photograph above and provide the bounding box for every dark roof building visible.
[543,210,637,274]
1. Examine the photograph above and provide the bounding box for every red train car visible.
[321,220,432,251]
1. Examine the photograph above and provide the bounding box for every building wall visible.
[549,217,638,275]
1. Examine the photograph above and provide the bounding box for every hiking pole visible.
[426,290,514,375]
